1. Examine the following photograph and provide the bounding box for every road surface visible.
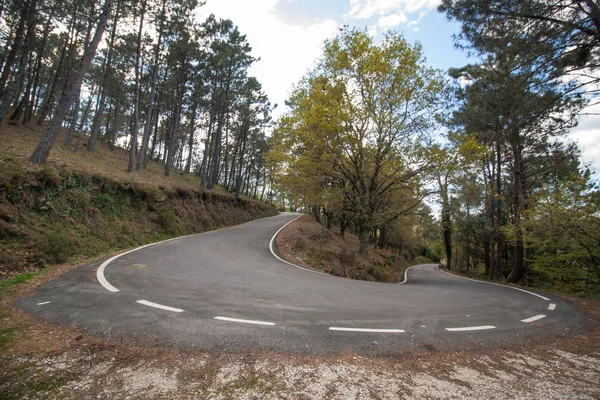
[17,212,589,354]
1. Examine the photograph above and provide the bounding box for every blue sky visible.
[201,0,599,176]
[273,0,471,71]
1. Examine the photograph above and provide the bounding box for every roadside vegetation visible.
[276,214,436,283]
[0,124,277,283]
[269,7,600,298]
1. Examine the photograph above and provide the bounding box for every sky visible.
[200,0,600,177]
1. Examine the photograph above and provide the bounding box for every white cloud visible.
[375,13,408,29]
[570,107,600,178]
[200,0,339,119]
[347,0,440,20]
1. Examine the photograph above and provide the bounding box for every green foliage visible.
[270,27,446,254]
[439,0,592,289]
[0,272,38,294]
[415,255,433,264]
[38,166,62,187]
[155,207,180,233]
[0,326,17,349]
[439,0,599,100]
[524,173,600,296]
[42,230,77,264]
[0,161,26,191]
[366,262,392,282]
[93,193,122,218]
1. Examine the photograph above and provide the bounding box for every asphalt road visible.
[17,212,589,355]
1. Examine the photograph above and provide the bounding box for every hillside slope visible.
[0,124,277,279]
[275,214,430,282]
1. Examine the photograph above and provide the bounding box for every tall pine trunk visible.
[31,0,112,165]
[87,0,119,152]
[184,103,197,173]
[36,17,75,126]
[0,0,37,121]
[507,139,525,283]
[136,0,165,170]
[0,0,32,98]
[128,0,145,172]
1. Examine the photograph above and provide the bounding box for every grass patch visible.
[0,271,40,294]
[231,375,261,390]
[0,326,17,349]
[28,376,69,394]
[42,230,77,264]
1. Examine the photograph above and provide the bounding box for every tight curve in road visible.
[17,213,590,355]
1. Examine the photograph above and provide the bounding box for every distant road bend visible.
[18,212,589,354]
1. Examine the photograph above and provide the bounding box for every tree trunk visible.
[0,0,31,97]
[30,0,112,165]
[63,85,81,145]
[340,221,347,239]
[184,102,197,173]
[165,73,185,176]
[128,0,145,173]
[148,105,159,165]
[0,0,37,121]
[8,51,33,122]
[234,124,248,200]
[24,5,54,124]
[358,224,369,255]
[87,0,119,152]
[441,204,452,270]
[312,205,321,224]
[507,141,525,283]
[136,0,165,170]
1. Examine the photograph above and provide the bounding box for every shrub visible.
[39,166,62,187]
[293,237,306,252]
[42,229,76,263]
[155,207,179,233]
[339,248,356,267]
[415,255,432,264]
[93,193,122,217]
[0,162,26,190]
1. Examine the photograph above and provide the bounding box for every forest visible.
[1,0,274,202]
[0,0,599,295]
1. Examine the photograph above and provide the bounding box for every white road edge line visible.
[446,325,496,332]
[437,268,551,301]
[96,228,221,292]
[329,327,405,333]
[214,316,275,326]
[398,265,421,285]
[99,212,306,293]
[521,314,546,323]
[97,243,156,292]
[268,214,331,276]
[37,301,50,305]
[136,300,184,313]
[548,303,556,311]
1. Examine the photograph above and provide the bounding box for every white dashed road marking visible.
[548,303,556,311]
[214,316,275,326]
[445,325,496,332]
[329,327,405,333]
[521,314,546,323]
[136,300,184,313]
[37,301,50,305]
